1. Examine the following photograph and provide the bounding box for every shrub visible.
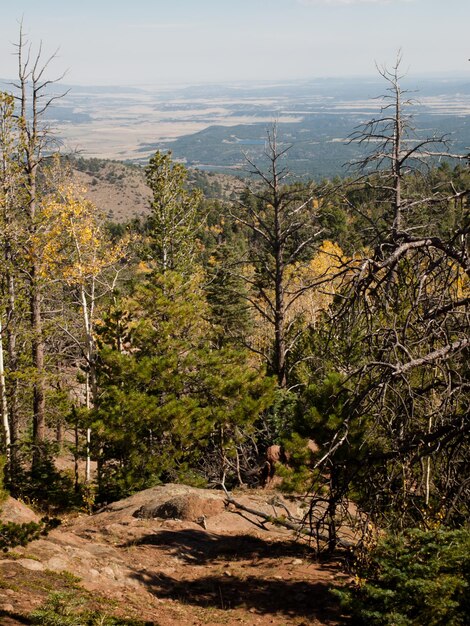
[336,528,470,625]
[0,517,60,552]
[8,443,77,508]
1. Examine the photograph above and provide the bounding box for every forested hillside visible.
[0,36,469,626]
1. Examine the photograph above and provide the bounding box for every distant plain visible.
[3,75,470,178]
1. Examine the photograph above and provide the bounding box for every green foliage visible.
[30,592,149,625]
[0,455,8,503]
[93,270,274,501]
[0,516,60,552]
[317,202,348,248]
[205,240,252,347]
[263,387,300,442]
[297,371,347,438]
[276,433,317,494]
[145,150,204,273]
[336,528,470,625]
[293,369,369,471]
[9,443,77,507]
[198,196,253,347]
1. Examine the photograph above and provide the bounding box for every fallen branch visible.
[221,485,354,550]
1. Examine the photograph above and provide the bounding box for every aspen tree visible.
[39,176,127,482]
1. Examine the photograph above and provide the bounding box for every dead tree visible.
[232,125,324,387]
[11,26,66,462]
[317,55,470,531]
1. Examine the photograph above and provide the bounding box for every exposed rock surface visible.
[0,496,40,524]
[136,493,226,521]
[0,485,350,626]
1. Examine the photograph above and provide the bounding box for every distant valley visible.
[2,75,470,179]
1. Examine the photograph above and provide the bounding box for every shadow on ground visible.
[125,529,347,622]
[0,610,31,625]
[131,571,345,621]
[125,528,314,564]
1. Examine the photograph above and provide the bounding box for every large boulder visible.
[135,493,225,522]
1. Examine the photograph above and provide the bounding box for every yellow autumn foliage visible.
[37,182,127,285]
[285,239,344,323]
[250,240,345,362]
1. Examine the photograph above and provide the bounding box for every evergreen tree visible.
[145,151,204,273]
[93,270,273,499]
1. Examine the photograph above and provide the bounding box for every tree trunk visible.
[274,241,287,387]
[6,271,20,472]
[0,318,11,467]
[80,283,96,483]
[31,263,46,449]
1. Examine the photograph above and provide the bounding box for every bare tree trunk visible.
[271,131,288,387]
[31,264,46,447]
[6,271,20,470]
[80,283,97,483]
[0,318,11,466]
[16,28,47,459]
[0,93,19,476]
[233,124,321,389]
[85,373,91,484]
[274,231,287,387]
[392,71,402,237]
[74,415,80,494]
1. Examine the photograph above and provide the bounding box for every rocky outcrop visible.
[135,492,226,522]
[0,496,40,524]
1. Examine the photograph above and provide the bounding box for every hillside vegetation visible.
[70,156,243,222]
[0,44,469,626]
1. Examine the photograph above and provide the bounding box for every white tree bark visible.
[80,283,95,484]
[0,318,11,462]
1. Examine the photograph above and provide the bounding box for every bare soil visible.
[0,485,351,625]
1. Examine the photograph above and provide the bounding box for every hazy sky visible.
[0,0,469,86]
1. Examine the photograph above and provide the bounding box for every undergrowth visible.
[30,591,154,626]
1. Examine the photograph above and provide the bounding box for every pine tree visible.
[145,151,204,273]
[93,270,273,499]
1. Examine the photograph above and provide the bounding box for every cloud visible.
[298,0,414,5]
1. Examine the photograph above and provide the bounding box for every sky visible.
[0,0,469,86]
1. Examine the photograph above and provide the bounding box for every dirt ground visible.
[0,485,352,625]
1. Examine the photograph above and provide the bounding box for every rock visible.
[102,566,117,579]
[0,496,40,523]
[124,575,140,588]
[135,494,225,522]
[46,556,71,571]
[110,564,126,581]
[17,558,45,571]
[1,603,14,613]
